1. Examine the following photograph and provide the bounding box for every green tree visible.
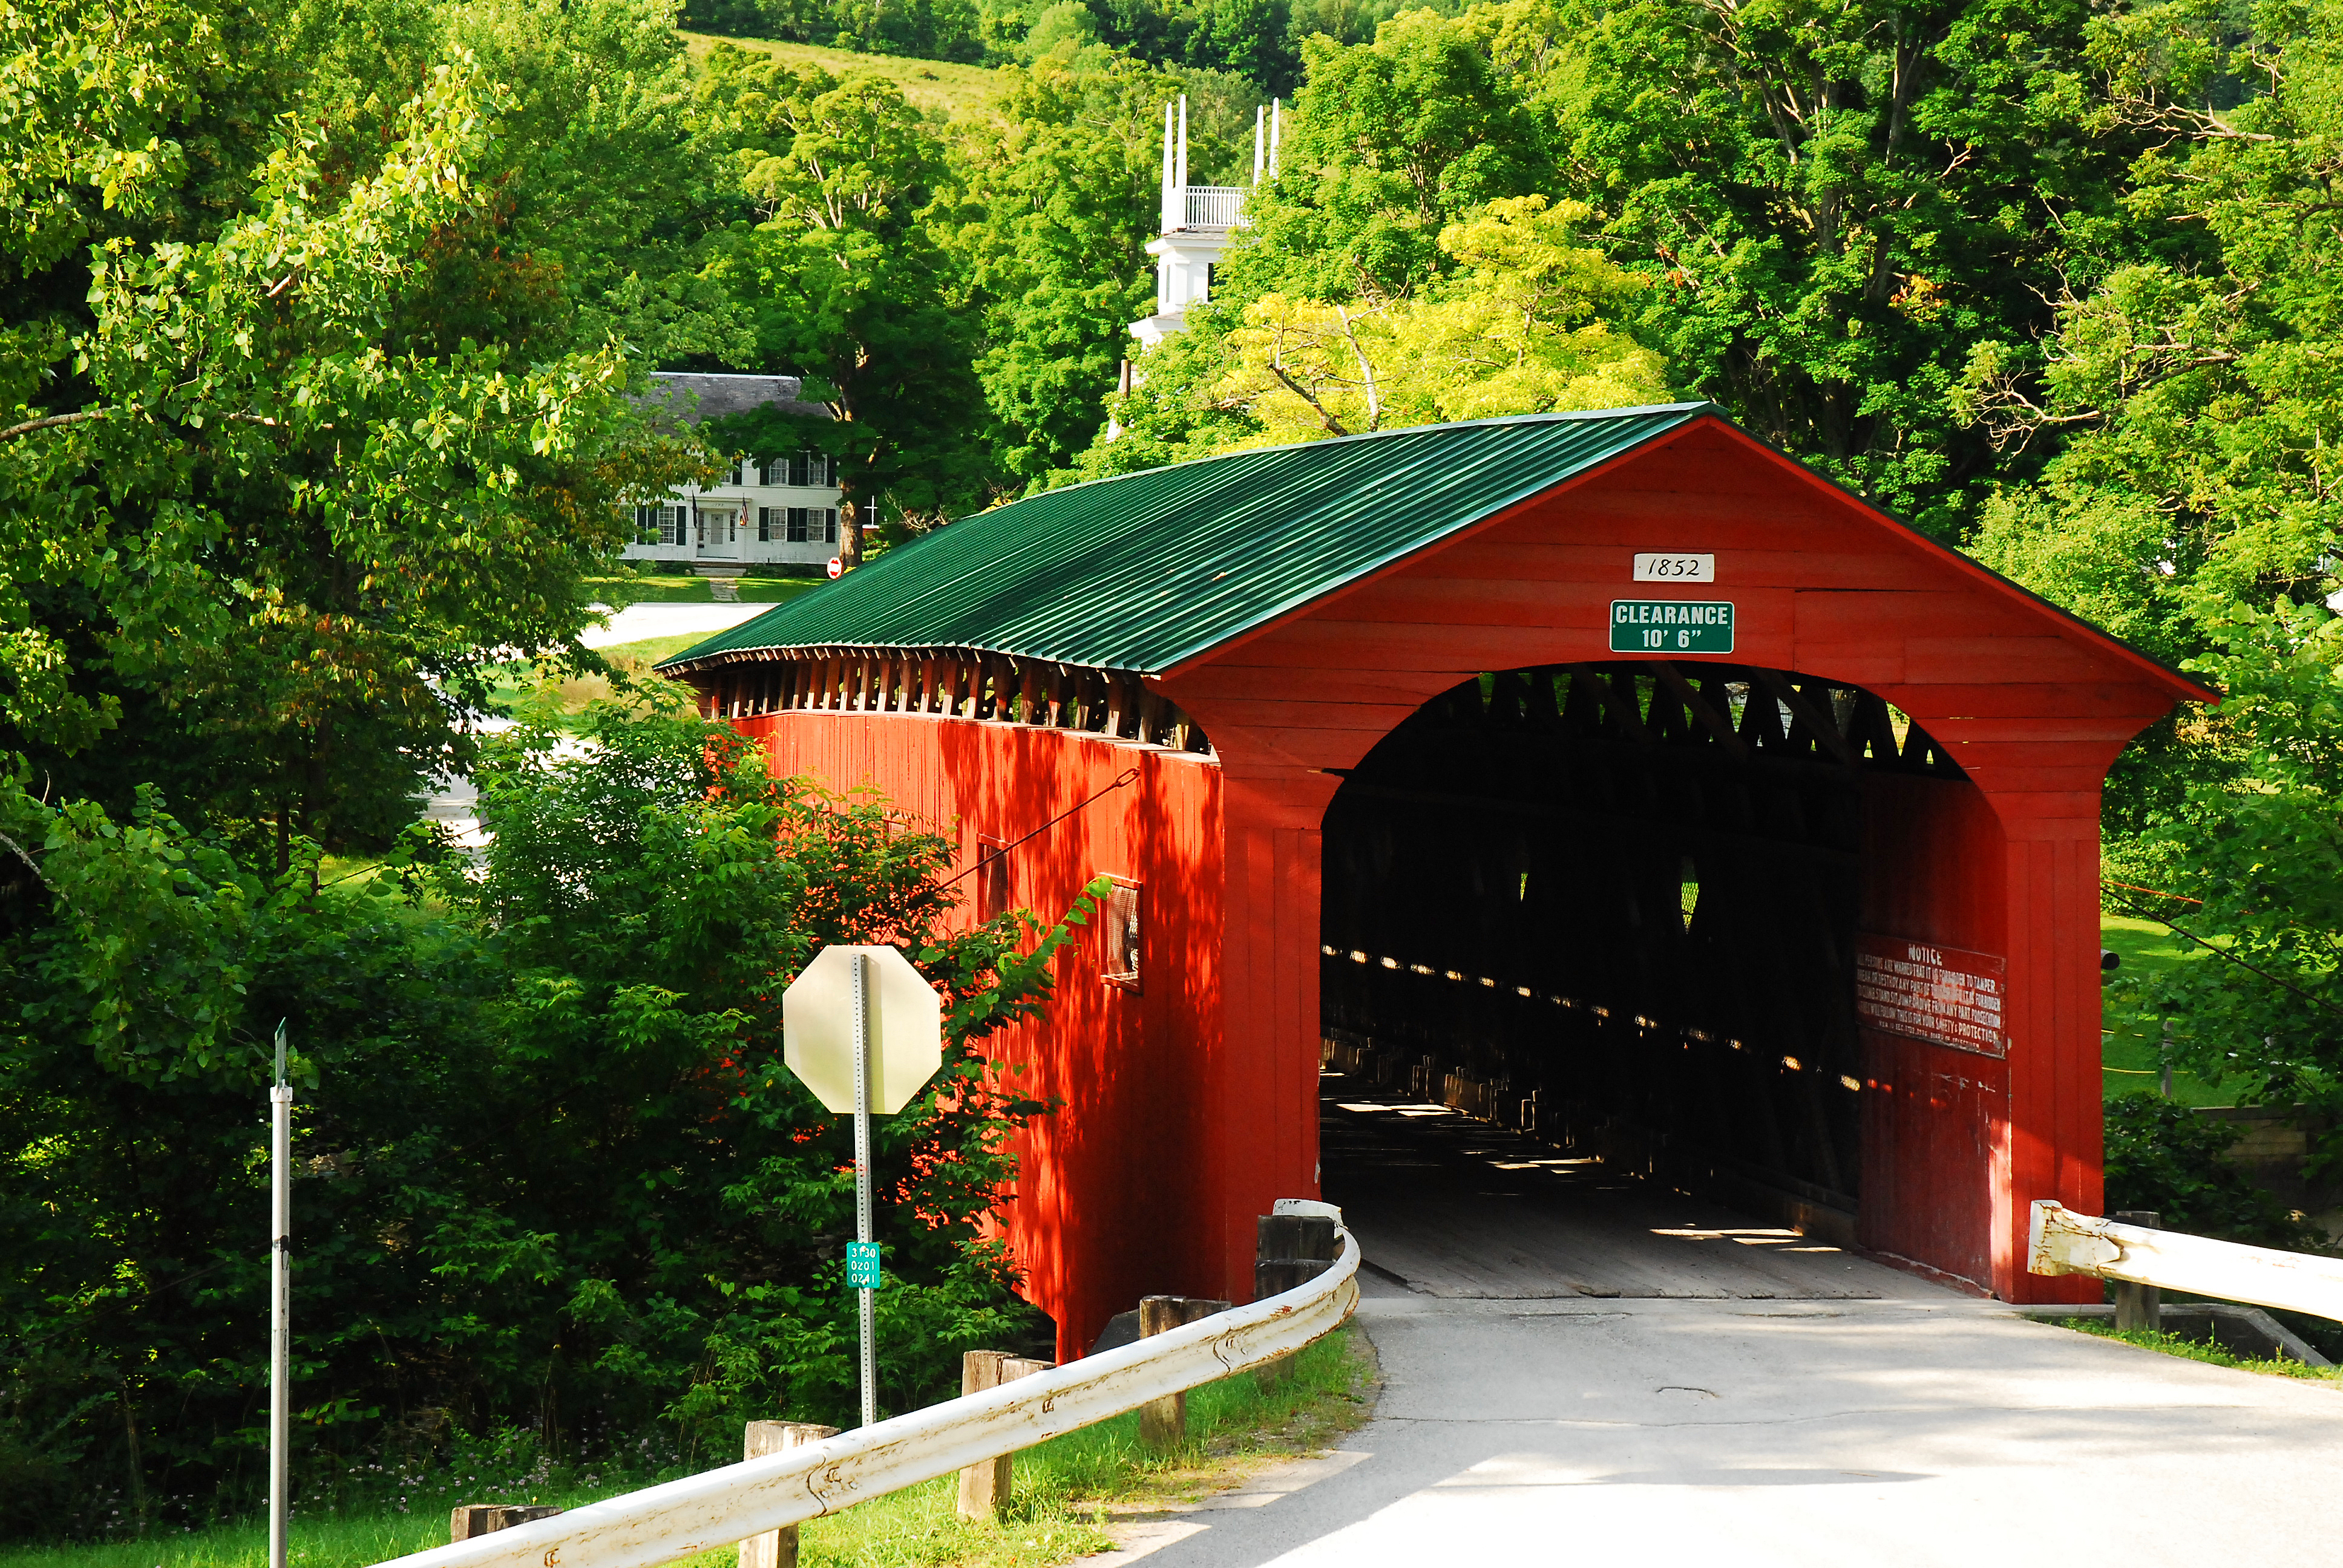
[1958,1,2343,1160]
[1969,0,2343,665]
[0,711,1092,1529]
[2,0,714,857]
[1212,194,1668,440]
[0,0,277,760]
[697,51,988,550]
[1222,10,1547,304]
[1513,0,2155,535]
[2101,607,2343,1109]
[1964,0,2343,838]
[1198,0,2150,535]
[946,58,1168,486]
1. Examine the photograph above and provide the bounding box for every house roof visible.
[640,372,832,425]
[657,404,2212,702]
[661,405,1709,673]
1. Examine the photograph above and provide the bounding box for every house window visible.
[786,507,811,543]
[823,507,838,543]
[758,506,781,542]
[772,451,833,488]
[634,505,684,545]
[1100,877,1140,993]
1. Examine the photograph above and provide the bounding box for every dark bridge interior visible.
[1318,662,1968,1272]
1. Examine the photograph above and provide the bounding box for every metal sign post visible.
[268,1021,291,1568]
[851,953,877,1429]
[781,946,943,1432]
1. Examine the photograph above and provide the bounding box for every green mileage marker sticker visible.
[847,1241,883,1290]
[1611,599,1734,653]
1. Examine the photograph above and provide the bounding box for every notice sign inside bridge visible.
[1611,599,1734,653]
[1855,934,2008,1057]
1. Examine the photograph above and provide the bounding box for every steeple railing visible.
[1181,186,1245,229]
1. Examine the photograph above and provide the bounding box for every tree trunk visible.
[841,498,864,570]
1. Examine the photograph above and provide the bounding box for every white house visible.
[1127,97,1281,350]
[624,373,845,574]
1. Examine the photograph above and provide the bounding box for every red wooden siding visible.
[736,708,1227,1361]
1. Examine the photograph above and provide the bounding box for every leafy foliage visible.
[695,47,989,543]
[2102,1093,2319,1250]
[0,713,1095,1534]
[1,0,709,860]
[943,59,1168,486]
[1213,196,1668,442]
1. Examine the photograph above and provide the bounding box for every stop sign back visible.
[781,945,942,1113]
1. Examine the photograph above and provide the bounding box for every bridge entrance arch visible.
[1318,661,1980,1286]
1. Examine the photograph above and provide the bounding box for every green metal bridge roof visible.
[659,404,1713,675]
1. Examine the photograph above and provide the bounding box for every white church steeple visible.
[1129,96,1279,350]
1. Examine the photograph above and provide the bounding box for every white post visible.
[268,1021,292,1568]
[1175,96,1188,206]
[1159,102,1176,234]
[1270,98,1281,178]
[1253,105,1265,186]
[853,953,876,1429]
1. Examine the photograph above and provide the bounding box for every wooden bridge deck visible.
[1319,1073,1944,1301]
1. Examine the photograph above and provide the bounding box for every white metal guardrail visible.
[372,1207,1359,1568]
[2028,1200,2343,1321]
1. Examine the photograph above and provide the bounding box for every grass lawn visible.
[0,1328,1377,1568]
[2057,1316,2341,1384]
[600,632,729,668]
[477,630,784,725]
[676,31,1007,119]
[2100,912,2232,1107]
[585,575,822,606]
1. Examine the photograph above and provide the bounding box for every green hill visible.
[679,31,1009,119]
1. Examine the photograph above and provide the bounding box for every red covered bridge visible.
[659,404,2212,1362]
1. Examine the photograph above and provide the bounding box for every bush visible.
[2102,1093,2320,1250]
[0,711,1099,1540]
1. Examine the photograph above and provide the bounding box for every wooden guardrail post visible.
[1137,1296,1229,1449]
[450,1505,562,1541]
[739,1421,839,1568]
[2112,1210,2162,1333]
[1254,1212,1342,1386]
[956,1350,1053,1519]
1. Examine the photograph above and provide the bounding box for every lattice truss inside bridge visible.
[1320,661,1965,1220]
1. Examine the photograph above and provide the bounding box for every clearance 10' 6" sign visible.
[1611,599,1735,653]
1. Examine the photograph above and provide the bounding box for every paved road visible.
[1321,1079,1912,1299]
[1104,1284,2343,1567]
[1096,1078,2343,1566]
[417,603,772,843]
[581,600,773,648]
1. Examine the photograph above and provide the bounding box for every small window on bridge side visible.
[975,835,1009,923]
[1101,876,1141,993]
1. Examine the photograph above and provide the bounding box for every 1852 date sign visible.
[1853,935,2008,1058]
